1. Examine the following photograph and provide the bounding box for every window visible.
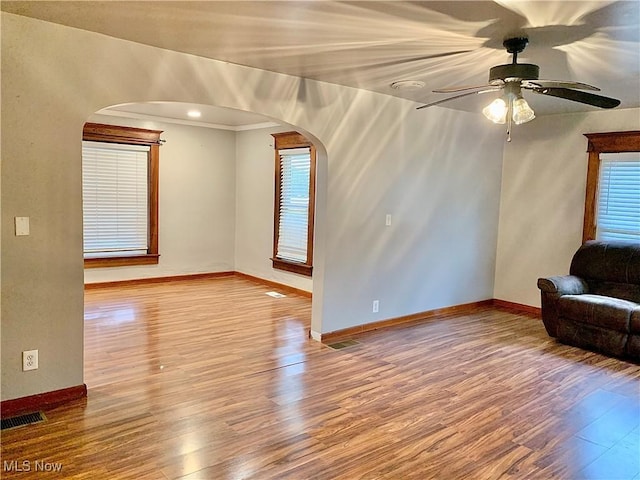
[82,123,162,268]
[271,132,316,276]
[597,153,640,241]
[583,131,640,243]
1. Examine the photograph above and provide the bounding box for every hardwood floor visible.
[2,276,639,479]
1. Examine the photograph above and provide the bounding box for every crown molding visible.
[95,109,280,132]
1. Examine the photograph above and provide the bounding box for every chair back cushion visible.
[570,241,640,290]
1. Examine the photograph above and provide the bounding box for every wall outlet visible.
[15,217,30,236]
[23,350,38,371]
[372,300,379,313]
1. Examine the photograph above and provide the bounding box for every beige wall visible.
[2,13,503,400]
[317,107,505,333]
[84,114,237,283]
[494,108,640,307]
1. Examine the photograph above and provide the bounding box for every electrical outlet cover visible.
[23,350,38,371]
[15,217,30,236]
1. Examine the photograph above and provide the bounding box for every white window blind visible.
[597,152,640,242]
[82,141,150,257]
[277,147,311,263]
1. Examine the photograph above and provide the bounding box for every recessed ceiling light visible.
[187,110,202,118]
[390,80,426,91]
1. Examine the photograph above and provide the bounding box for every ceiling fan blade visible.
[416,88,502,109]
[531,87,621,109]
[433,83,498,94]
[523,80,600,91]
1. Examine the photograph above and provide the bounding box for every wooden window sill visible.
[271,258,312,277]
[84,254,159,269]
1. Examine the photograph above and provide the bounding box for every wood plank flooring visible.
[2,276,639,479]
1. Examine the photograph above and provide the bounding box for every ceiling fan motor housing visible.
[489,63,540,84]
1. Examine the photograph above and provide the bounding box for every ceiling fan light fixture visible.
[512,97,535,125]
[482,98,508,124]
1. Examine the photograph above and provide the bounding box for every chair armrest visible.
[537,275,589,295]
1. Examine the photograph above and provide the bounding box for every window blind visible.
[277,147,311,263]
[82,141,150,256]
[597,152,640,242]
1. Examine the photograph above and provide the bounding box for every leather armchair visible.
[538,241,640,360]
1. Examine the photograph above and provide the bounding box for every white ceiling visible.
[3,0,639,122]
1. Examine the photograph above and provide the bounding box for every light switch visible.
[15,217,30,236]
[385,214,392,226]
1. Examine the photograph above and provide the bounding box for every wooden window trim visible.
[82,122,162,268]
[271,131,316,277]
[582,131,640,243]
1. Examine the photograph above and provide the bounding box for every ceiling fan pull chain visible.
[506,101,513,143]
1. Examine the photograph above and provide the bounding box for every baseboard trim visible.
[321,299,494,342]
[84,271,235,289]
[309,329,322,342]
[492,299,541,316]
[233,272,312,298]
[1,384,87,418]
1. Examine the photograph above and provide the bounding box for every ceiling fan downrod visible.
[489,37,539,84]
[504,37,529,63]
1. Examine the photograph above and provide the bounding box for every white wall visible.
[235,127,313,292]
[2,13,503,400]
[84,115,237,283]
[494,108,640,307]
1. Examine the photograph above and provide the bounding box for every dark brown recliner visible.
[537,241,640,360]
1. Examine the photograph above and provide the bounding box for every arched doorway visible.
[80,101,327,387]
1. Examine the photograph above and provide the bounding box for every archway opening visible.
[81,101,327,389]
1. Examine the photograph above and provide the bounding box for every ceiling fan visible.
[417,37,621,141]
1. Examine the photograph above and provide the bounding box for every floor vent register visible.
[1,411,47,431]
[327,339,360,350]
